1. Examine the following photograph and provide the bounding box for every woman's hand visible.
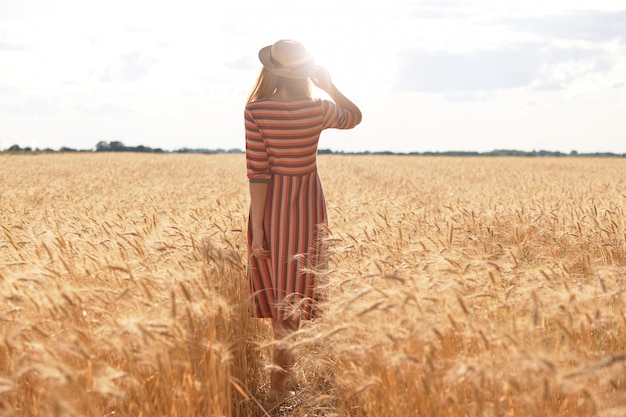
[250,231,270,259]
[310,66,363,125]
[249,181,270,259]
[310,66,333,92]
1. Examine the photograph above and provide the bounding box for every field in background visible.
[0,153,625,416]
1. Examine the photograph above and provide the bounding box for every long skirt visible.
[247,171,329,320]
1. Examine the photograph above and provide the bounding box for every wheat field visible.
[0,153,625,417]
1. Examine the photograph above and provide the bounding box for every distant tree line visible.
[320,149,626,157]
[2,142,625,157]
[95,141,164,153]
[2,141,243,154]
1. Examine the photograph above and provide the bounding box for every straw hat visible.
[258,39,315,79]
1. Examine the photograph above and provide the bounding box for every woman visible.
[245,39,362,395]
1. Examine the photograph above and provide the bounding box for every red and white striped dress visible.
[245,98,359,320]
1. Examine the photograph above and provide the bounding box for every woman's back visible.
[245,98,359,178]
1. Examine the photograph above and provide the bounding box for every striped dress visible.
[245,98,359,320]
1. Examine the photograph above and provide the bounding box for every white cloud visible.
[100,51,159,83]
[396,42,616,93]
[8,96,59,115]
[397,44,542,92]
[503,10,626,42]
[394,6,626,97]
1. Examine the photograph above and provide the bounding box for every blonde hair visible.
[247,68,312,104]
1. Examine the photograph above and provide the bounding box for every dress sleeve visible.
[321,100,359,130]
[245,106,271,183]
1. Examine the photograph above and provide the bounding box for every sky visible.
[1,0,625,154]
